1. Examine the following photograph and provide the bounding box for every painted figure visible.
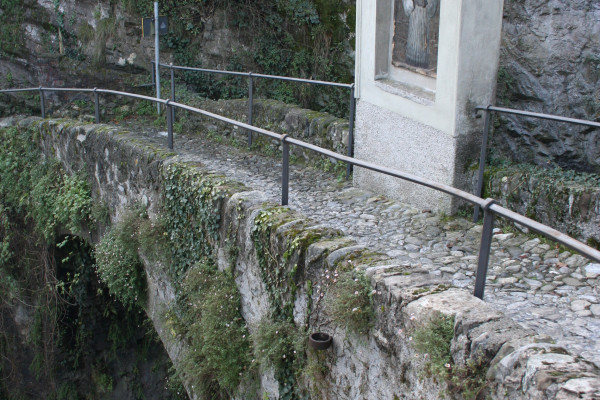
[402,0,439,69]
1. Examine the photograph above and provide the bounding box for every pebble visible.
[562,277,583,287]
[571,300,591,312]
[584,263,600,279]
[124,123,600,368]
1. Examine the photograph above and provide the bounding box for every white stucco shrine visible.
[354,0,504,211]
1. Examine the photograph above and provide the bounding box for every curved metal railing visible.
[152,61,356,178]
[1,86,599,300]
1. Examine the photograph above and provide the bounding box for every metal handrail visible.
[157,63,353,89]
[2,86,599,301]
[152,61,356,178]
[475,105,600,128]
[473,105,600,221]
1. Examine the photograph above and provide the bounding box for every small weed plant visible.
[325,269,374,335]
[252,319,306,373]
[412,313,454,378]
[412,313,489,399]
[252,319,307,400]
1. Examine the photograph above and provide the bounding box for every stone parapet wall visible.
[12,116,599,399]
[174,97,350,169]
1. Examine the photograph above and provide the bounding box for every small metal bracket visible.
[481,198,496,212]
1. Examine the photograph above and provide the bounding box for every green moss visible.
[333,248,387,272]
[0,0,25,56]
[411,287,430,296]
[77,21,94,44]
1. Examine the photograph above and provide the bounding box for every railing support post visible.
[248,72,254,148]
[154,2,161,115]
[151,61,156,84]
[93,88,100,123]
[281,134,289,206]
[474,199,496,300]
[346,84,356,180]
[39,87,45,118]
[473,106,493,222]
[166,100,173,150]
[170,64,176,126]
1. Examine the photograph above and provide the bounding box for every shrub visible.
[178,261,253,398]
[412,312,454,378]
[95,222,146,308]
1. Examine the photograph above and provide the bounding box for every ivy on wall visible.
[161,163,226,280]
[0,125,93,243]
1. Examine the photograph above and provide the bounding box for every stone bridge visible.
[3,113,599,399]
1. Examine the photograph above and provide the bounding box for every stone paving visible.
[126,122,600,368]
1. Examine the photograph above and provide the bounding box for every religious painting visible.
[392,0,440,77]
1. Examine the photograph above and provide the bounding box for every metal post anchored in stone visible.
[39,87,45,118]
[170,64,175,124]
[166,99,173,150]
[93,88,100,123]
[281,134,290,206]
[473,105,493,222]
[150,61,156,84]
[474,198,496,299]
[346,84,356,180]
[248,72,254,148]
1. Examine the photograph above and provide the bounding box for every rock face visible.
[495,0,600,172]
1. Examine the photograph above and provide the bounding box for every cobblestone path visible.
[138,125,600,368]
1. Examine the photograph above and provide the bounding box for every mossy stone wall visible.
[8,116,598,399]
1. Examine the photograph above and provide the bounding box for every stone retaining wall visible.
[477,165,600,247]
[11,116,599,399]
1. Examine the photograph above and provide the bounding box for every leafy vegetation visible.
[251,207,298,318]
[0,124,178,399]
[252,319,307,400]
[0,126,94,242]
[161,163,234,281]
[142,0,354,118]
[94,208,156,308]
